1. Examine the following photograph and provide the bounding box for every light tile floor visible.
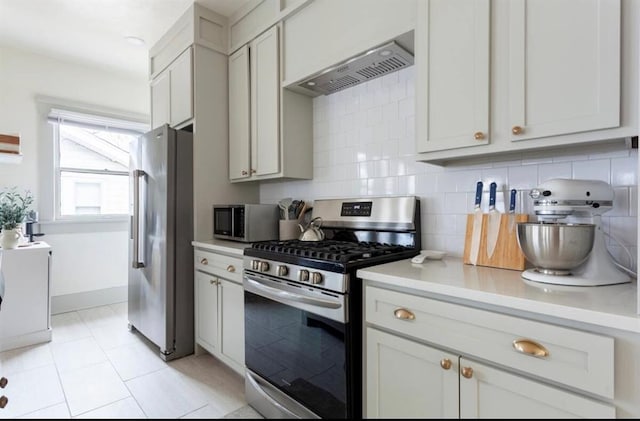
[0,302,263,419]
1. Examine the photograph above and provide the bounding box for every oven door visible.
[243,270,350,419]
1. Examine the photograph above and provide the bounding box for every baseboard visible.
[51,286,127,314]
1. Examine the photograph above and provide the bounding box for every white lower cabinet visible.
[364,285,616,418]
[194,249,244,375]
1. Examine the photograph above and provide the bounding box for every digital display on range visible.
[341,201,373,217]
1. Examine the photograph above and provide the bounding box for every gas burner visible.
[250,240,414,263]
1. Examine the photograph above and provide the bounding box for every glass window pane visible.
[59,124,135,172]
[60,171,129,216]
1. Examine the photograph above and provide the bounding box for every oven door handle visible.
[245,278,342,309]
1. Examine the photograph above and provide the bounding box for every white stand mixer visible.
[520,179,631,287]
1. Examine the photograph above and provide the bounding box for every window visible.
[48,108,148,219]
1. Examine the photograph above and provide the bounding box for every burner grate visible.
[250,240,413,263]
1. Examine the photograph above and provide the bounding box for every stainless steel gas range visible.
[242,196,421,419]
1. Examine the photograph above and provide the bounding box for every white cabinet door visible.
[459,358,615,418]
[220,279,245,367]
[150,47,193,130]
[250,25,280,177]
[0,245,51,351]
[508,0,620,141]
[366,328,459,418]
[169,47,193,127]
[228,45,251,181]
[416,0,490,153]
[195,272,219,353]
[151,71,170,130]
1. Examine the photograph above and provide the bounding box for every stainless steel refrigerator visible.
[128,124,194,361]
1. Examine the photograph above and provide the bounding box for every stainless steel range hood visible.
[294,33,414,97]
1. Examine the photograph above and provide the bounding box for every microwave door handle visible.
[245,278,342,309]
[132,169,145,268]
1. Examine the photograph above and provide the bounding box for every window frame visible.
[39,98,149,223]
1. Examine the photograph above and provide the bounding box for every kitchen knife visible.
[486,182,500,260]
[508,189,517,233]
[469,181,483,265]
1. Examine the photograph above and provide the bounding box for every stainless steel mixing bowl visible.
[516,222,596,275]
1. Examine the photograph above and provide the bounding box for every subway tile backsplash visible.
[260,66,638,270]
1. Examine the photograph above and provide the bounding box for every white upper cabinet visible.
[416,0,636,165]
[507,0,620,141]
[228,24,313,182]
[150,47,193,130]
[416,0,490,153]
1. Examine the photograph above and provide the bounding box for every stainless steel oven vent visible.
[297,41,414,96]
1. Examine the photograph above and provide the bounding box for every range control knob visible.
[259,261,270,272]
[251,260,260,270]
[299,269,310,283]
[310,272,323,285]
[276,265,289,276]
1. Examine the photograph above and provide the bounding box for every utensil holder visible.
[279,220,300,241]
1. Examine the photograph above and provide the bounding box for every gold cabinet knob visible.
[461,366,474,379]
[512,125,523,135]
[210,279,216,285]
[227,265,235,272]
[0,377,7,388]
[393,308,415,321]
[200,258,208,265]
[0,396,7,408]
[250,169,257,174]
[440,359,452,370]
[512,339,549,358]
[474,131,485,140]
[241,170,248,176]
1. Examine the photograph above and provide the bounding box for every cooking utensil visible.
[297,201,307,223]
[486,182,500,260]
[516,222,595,275]
[298,216,325,241]
[508,189,517,233]
[469,181,483,265]
[278,197,293,220]
[289,200,299,219]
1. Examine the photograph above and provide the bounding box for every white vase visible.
[0,228,21,249]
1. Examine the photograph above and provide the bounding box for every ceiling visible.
[0,0,250,79]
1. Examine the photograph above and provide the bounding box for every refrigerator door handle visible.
[132,169,146,268]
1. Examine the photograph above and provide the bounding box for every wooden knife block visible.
[463,213,529,271]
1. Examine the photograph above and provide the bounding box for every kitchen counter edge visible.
[357,257,640,334]
[191,239,250,258]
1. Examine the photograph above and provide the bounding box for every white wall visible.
[261,66,638,271]
[0,46,149,308]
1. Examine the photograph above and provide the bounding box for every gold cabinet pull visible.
[512,339,549,358]
[241,170,248,176]
[200,258,208,265]
[474,131,485,140]
[393,308,415,321]
[461,366,473,379]
[440,359,452,370]
[512,125,523,135]
[227,265,236,272]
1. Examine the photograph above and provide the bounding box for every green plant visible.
[0,187,34,230]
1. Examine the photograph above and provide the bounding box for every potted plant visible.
[0,187,34,249]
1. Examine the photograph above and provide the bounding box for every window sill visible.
[38,218,128,235]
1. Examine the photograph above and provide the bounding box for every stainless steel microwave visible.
[213,204,279,242]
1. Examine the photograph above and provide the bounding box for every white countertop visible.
[0,241,51,252]
[191,238,249,257]
[357,257,640,333]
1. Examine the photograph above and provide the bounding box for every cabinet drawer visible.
[194,249,242,284]
[365,286,614,399]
